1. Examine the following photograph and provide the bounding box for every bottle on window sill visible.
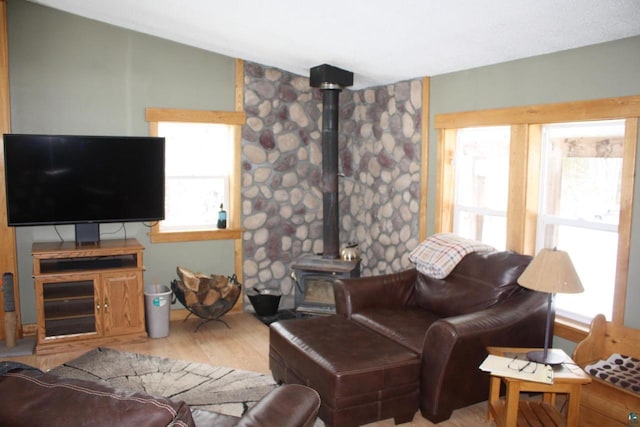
[217,203,227,229]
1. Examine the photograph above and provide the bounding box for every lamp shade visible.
[517,248,584,294]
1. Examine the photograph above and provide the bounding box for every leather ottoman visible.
[269,315,420,427]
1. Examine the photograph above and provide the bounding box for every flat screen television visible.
[3,134,165,244]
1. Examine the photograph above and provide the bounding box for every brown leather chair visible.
[333,250,549,423]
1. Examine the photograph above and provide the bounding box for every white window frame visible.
[536,120,625,323]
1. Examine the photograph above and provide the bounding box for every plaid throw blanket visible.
[409,233,495,279]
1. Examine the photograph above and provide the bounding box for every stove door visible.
[295,274,337,315]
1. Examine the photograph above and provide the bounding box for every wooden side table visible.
[486,347,591,427]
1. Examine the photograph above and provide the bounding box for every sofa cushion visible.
[413,251,532,317]
[352,308,440,354]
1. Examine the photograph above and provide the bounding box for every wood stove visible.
[291,64,357,315]
[292,255,360,315]
[310,64,353,258]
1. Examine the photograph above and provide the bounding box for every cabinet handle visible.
[104,298,109,313]
[96,303,101,312]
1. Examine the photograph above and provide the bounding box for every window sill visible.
[554,315,590,344]
[149,228,242,243]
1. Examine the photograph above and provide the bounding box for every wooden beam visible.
[505,124,540,255]
[0,0,21,340]
[419,77,430,241]
[612,117,638,325]
[506,125,528,253]
[232,58,244,312]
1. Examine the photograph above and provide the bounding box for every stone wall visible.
[347,82,423,275]
[241,62,422,309]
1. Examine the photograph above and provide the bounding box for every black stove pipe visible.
[310,64,353,259]
[321,88,341,259]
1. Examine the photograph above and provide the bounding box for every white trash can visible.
[144,284,172,338]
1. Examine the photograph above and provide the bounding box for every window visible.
[160,122,231,232]
[538,120,625,322]
[146,108,245,242]
[435,95,640,335]
[453,126,510,249]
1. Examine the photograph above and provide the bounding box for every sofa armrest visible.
[235,384,320,427]
[418,288,548,422]
[333,268,417,318]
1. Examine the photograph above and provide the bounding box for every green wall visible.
[428,36,640,331]
[7,0,238,323]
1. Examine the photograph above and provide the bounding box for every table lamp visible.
[517,247,583,365]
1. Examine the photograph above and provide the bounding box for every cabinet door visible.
[101,271,145,336]
[36,273,100,342]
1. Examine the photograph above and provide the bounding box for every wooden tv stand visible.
[32,239,147,355]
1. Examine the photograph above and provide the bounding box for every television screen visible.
[3,134,165,228]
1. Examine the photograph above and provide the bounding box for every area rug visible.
[48,347,278,417]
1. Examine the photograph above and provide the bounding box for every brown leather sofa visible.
[0,363,321,427]
[334,250,548,423]
[269,250,548,426]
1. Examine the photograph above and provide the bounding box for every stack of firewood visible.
[175,266,241,308]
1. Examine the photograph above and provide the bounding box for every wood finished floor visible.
[3,312,494,426]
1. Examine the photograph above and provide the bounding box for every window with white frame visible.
[537,120,625,323]
[159,122,233,232]
[146,107,244,243]
[435,96,639,333]
[453,126,510,250]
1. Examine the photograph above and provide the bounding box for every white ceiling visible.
[29,0,640,89]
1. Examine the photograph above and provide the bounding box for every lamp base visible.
[527,349,565,365]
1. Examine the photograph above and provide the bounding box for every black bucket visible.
[247,288,281,316]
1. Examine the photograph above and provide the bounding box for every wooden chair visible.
[572,314,640,426]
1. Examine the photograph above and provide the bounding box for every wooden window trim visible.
[419,77,430,242]
[434,95,640,128]
[145,108,246,243]
[434,95,640,339]
[435,128,456,233]
[613,117,638,323]
[145,108,246,125]
[555,315,590,343]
